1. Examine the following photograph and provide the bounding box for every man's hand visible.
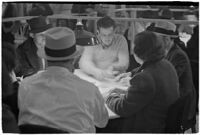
[104,88,126,102]
[102,66,120,79]
[111,88,127,95]
[10,70,18,83]
[102,88,115,101]
[114,72,132,82]
[94,67,120,81]
[118,76,131,87]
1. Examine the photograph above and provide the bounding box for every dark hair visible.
[2,42,17,72]
[97,16,116,30]
[133,31,165,62]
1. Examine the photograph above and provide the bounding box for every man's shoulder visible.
[17,38,34,51]
[83,45,101,54]
[74,76,98,90]
[20,71,43,85]
[114,34,126,41]
[171,45,189,59]
[113,34,127,47]
[130,71,155,90]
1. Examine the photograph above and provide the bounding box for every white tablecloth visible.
[74,69,128,119]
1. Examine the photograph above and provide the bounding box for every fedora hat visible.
[38,27,79,61]
[151,21,178,37]
[28,16,52,34]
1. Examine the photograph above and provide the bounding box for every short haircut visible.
[2,42,16,72]
[97,16,116,30]
[133,31,165,62]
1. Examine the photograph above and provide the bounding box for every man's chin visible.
[104,43,112,46]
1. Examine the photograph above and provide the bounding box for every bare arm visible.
[79,46,103,79]
[111,36,129,72]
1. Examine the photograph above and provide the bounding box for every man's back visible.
[18,66,108,133]
[110,59,179,133]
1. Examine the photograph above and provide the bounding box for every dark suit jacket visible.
[186,25,199,91]
[106,59,180,133]
[15,37,43,77]
[3,81,19,121]
[166,44,196,119]
[2,104,19,133]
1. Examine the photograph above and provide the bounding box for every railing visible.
[2,15,199,25]
[113,8,195,12]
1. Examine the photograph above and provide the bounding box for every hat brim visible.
[38,47,80,61]
[30,24,52,34]
[153,31,179,38]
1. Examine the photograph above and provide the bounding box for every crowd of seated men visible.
[2,3,198,133]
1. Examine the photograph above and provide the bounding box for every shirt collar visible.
[46,66,71,74]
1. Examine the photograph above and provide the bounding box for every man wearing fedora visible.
[15,16,52,77]
[18,27,109,133]
[149,21,196,120]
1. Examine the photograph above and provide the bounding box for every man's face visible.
[98,27,115,47]
[159,35,173,53]
[33,33,45,49]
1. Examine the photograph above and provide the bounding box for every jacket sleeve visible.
[170,51,188,78]
[15,47,27,77]
[106,73,155,117]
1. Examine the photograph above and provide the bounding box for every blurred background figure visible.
[2,42,20,133]
[28,3,53,16]
[115,10,129,35]
[15,16,52,77]
[183,11,199,112]
[50,3,72,27]
[177,11,199,110]
[2,63,20,133]
[2,3,22,45]
[71,4,97,31]
[125,9,156,72]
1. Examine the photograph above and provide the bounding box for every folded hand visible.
[114,72,132,82]
[110,88,126,95]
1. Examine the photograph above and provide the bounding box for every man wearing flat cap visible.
[149,21,196,120]
[15,16,51,77]
[18,27,109,133]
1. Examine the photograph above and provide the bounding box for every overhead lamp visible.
[74,20,99,46]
